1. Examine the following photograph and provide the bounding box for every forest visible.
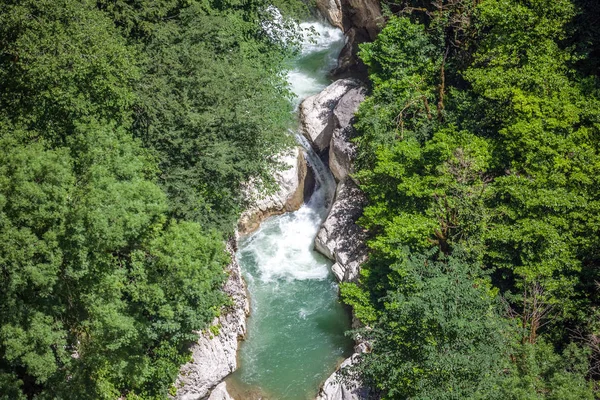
[2,0,600,399]
[0,0,305,398]
[341,0,600,398]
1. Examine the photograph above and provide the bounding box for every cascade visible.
[226,20,352,400]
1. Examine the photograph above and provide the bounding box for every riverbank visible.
[174,6,382,399]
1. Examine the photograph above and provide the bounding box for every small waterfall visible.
[296,133,337,219]
[227,19,352,400]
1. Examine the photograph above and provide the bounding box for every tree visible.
[350,250,507,400]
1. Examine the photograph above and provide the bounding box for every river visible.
[225,20,353,400]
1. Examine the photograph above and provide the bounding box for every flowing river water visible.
[226,21,353,400]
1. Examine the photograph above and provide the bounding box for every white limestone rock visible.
[174,241,249,400]
[207,382,234,400]
[238,146,307,235]
[315,354,369,400]
[315,178,368,282]
[300,79,361,153]
[329,86,366,182]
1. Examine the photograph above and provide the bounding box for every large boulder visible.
[238,146,307,235]
[300,79,361,153]
[315,178,368,282]
[328,0,383,78]
[329,85,366,182]
[315,0,343,29]
[174,241,249,400]
[316,0,382,41]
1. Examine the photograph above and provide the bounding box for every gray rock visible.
[238,146,307,235]
[316,0,382,41]
[207,382,234,400]
[315,178,368,282]
[300,79,361,153]
[315,354,369,400]
[329,86,366,182]
[174,241,249,400]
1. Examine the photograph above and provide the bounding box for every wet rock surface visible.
[207,382,234,400]
[315,343,370,400]
[315,0,344,29]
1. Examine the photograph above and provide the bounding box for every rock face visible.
[315,0,382,41]
[315,178,368,282]
[343,0,382,41]
[329,85,366,182]
[316,0,383,77]
[300,79,361,154]
[238,146,307,235]
[315,0,343,29]
[315,344,370,400]
[174,241,249,400]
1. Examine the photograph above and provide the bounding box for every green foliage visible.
[487,341,594,400]
[348,0,600,397]
[0,0,138,144]
[355,17,440,166]
[340,282,378,326]
[134,3,296,230]
[0,0,304,398]
[351,251,507,400]
[357,126,492,259]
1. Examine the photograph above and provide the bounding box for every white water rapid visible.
[226,19,351,400]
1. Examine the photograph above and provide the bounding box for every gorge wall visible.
[174,1,381,397]
[315,0,383,77]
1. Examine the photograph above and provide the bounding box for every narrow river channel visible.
[226,20,353,400]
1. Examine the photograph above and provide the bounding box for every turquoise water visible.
[226,20,352,400]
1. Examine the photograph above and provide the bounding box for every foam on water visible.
[287,21,345,106]
[241,133,336,284]
[227,17,352,400]
[298,22,345,55]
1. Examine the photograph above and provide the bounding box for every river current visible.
[226,21,353,400]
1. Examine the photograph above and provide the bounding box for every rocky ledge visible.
[315,178,367,282]
[315,0,383,77]
[174,241,249,400]
[300,79,362,154]
[316,343,370,400]
[301,78,371,399]
[206,382,234,400]
[300,78,368,283]
[238,146,308,235]
[329,85,366,182]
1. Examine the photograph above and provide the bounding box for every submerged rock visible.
[238,146,307,235]
[329,85,366,182]
[300,79,361,153]
[174,241,249,400]
[315,178,368,282]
